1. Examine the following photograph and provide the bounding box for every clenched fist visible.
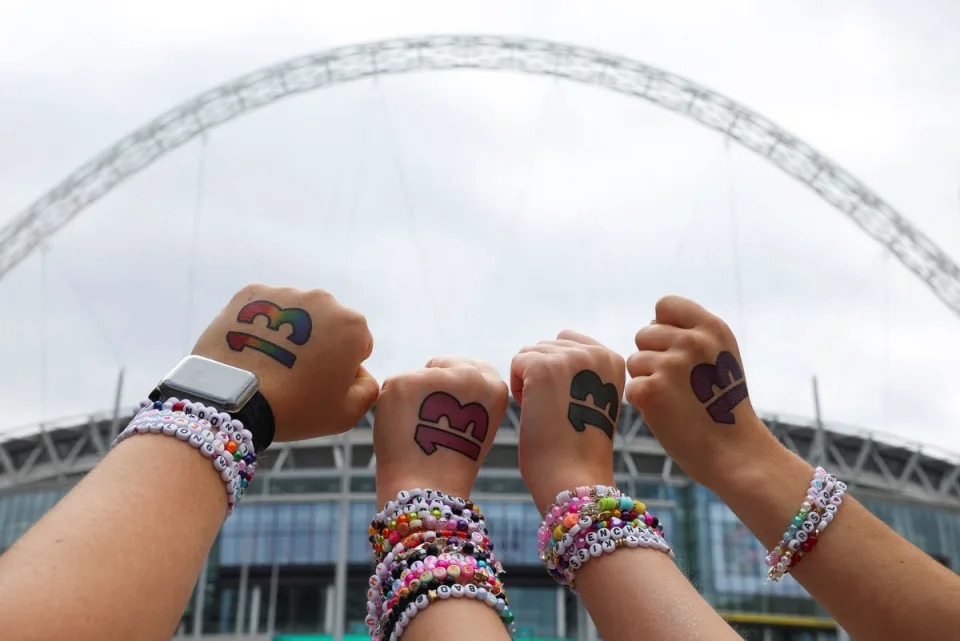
[192,284,378,441]
[511,331,626,512]
[373,357,508,505]
[625,296,778,488]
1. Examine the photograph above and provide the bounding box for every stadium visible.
[1,399,958,640]
[2,35,960,641]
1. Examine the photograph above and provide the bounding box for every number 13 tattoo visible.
[567,369,620,440]
[225,300,313,368]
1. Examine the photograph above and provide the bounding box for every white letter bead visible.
[578,515,593,528]
[576,548,590,563]
[625,535,639,548]
[601,539,616,553]
[569,556,582,569]
[437,585,451,600]
[568,524,581,536]
[597,528,611,541]
[589,542,603,558]
[451,584,464,598]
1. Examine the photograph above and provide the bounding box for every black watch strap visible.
[148,388,275,452]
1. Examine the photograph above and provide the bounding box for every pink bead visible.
[577,487,591,499]
[462,565,475,580]
[487,574,496,584]
[570,497,582,508]
[388,531,401,544]
[424,516,437,530]
[447,519,458,530]
[568,505,578,514]
[551,506,562,519]
[433,567,447,582]
[644,513,654,526]
[437,559,449,568]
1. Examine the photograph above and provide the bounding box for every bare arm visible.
[511,330,743,641]
[716,430,960,640]
[0,435,224,641]
[372,359,513,641]
[576,547,742,641]
[626,295,960,641]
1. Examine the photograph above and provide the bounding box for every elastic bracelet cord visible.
[367,489,516,641]
[537,485,674,589]
[764,466,846,581]
[112,398,259,516]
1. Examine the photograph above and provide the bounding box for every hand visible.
[510,331,626,512]
[373,357,508,506]
[192,284,378,442]
[625,296,779,488]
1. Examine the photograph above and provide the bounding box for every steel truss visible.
[2,401,958,511]
[0,35,958,318]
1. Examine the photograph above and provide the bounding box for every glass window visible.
[509,586,558,638]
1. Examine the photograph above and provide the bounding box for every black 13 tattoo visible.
[567,369,619,440]
[690,350,748,424]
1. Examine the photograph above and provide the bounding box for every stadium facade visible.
[1,400,958,641]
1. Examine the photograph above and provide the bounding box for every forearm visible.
[0,435,225,640]
[576,549,742,641]
[716,427,960,640]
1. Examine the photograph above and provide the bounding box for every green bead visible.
[234,451,243,461]
[791,517,803,527]
[502,608,515,624]
[598,497,617,511]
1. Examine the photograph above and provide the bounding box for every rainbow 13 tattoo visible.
[225,299,312,368]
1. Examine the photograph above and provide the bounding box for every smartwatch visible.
[149,355,275,452]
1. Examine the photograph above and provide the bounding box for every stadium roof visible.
[1,401,958,510]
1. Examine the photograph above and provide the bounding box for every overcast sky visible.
[0,0,958,455]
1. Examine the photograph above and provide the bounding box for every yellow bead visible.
[553,525,565,540]
[634,501,646,513]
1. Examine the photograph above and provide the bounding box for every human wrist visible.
[525,466,615,514]
[690,415,786,492]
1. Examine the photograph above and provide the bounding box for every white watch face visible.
[158,356,259,411]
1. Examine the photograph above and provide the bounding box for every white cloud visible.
[0,0,958,454]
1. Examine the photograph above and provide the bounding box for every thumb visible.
[345,366,380,423]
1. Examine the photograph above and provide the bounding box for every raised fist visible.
[373,357,508,505]
[510,331,626,512]
[625,296,777,488]
[192,284,378,441]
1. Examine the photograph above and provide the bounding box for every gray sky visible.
[0,0,958,454]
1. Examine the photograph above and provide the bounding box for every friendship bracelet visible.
[367,489,516,641]
[764,466,846,581]
[113,398,259,515]
[537,485,673,589]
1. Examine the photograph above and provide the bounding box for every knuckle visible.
[676,330,702,352]
[702,314,731,338]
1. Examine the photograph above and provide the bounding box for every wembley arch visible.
[2,35,958,318]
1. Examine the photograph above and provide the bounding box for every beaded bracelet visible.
[367,489,516,641]
[764,466,846,581]
[537,485,673,589]
[113,398,259,515]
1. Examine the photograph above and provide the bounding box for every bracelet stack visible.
[537,485,674,590]
[112,398,260,515]
[366,489,516,641]
[764,466,846,581]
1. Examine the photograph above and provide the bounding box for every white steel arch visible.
[2,35,958,318]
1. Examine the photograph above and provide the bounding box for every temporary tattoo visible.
[226,331,296,368]
[567,369,619,439]
[690,351,748,424]
[414,391,490,461]
[226,300,313,368]
[236,300,312,344]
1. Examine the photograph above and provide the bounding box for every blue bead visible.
[153,401,163,409]
[619,497,633,510]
